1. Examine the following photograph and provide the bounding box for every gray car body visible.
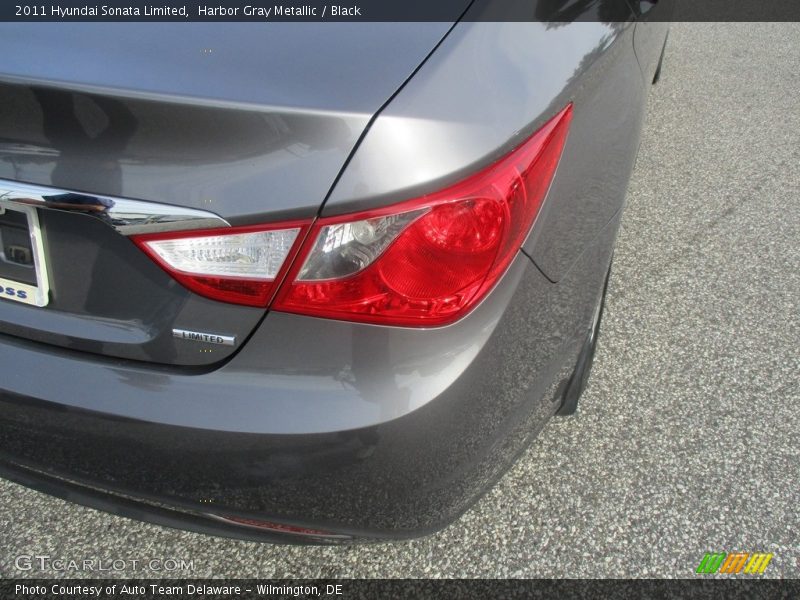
[0,3,669,541]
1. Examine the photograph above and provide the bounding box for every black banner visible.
[2,579,800,600]
[2,0,800,22]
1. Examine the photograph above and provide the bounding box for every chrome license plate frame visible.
[0,201,50,307]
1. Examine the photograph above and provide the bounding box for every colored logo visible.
[696,552,773,575]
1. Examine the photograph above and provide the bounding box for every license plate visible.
[0,202,50,307]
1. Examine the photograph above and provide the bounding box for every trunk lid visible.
[0,22,457,365]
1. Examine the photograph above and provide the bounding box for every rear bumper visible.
[0,460,344,544]
[0,238,615,540]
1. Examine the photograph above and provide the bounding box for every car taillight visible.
[131,105,571,322]
[271,104,573,326]
[132,223,307,307]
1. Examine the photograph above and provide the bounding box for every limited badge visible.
[172,329,235,346]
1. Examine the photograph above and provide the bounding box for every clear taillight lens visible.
[132,224,305,307]
[144,230,299,279]
[297,210,427,281]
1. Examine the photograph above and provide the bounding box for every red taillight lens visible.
[271,104,573,326]
[131,222,308,307]
[131,105,571,321]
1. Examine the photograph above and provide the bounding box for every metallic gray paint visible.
[0,9,668,539]
[0,218,620,536]
[324,20,644,282]
[0,252,536,434]
[0,23,453,222]
[0,207,265,365]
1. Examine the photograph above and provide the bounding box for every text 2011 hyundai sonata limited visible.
[0,4,669,542]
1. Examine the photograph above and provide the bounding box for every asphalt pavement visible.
[1,22,798,579]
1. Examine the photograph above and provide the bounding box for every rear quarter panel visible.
[324,12,646,283]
